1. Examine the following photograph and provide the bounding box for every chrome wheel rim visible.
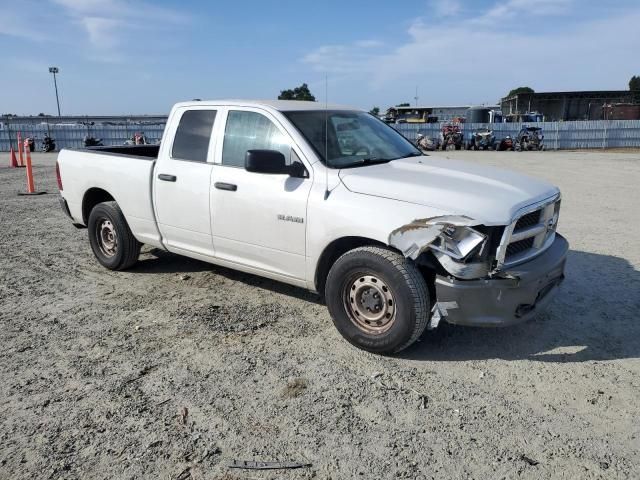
[344,274,396,334]
[97,219,117,257]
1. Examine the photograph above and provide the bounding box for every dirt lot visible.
[1,150,639,480]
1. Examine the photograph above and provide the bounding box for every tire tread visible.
[89,201,141,271]
[332,246,430,353]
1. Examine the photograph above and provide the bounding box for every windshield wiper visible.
[339,157,393,169]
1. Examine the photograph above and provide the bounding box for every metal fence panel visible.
[2,118,640,152]
[392,120,640,150]
[0,120,166,152]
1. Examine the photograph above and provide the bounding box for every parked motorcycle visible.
[466,128,495,150]
[440,124,463,151]
[24,137,36,152]
[42,135,56,152]
[415,132,438,151]
[495,135,515,151]
[84,135,104,147]
[125,132,148,145]
[515,126,544,151]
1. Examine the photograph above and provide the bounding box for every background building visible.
[500,90,635,121]
[385,105,499,123]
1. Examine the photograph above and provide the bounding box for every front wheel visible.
[88,201,141,270]
[325,246,430,354]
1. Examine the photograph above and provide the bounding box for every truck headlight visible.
[430,226,486,260]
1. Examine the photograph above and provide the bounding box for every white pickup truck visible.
[57,100,568,354]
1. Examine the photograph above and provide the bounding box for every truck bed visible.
[57,146,162,247]
[81,144,160,158]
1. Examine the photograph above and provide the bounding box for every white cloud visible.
[53,0,120,13]
[302,1,640,106]
[355,40,384,48]
[475,0,574,24]
[49,0,190,59]
[430,0,461,18]
[79,16,124,49]
[0,8,50,41]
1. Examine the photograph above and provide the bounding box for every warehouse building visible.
[500,90,635,121]
[385,105,499,123]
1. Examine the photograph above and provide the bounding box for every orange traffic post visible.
[18,143,47,196]
[9,147,18,167]
[17,132,24,166]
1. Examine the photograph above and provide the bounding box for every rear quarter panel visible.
[58,149,162,246]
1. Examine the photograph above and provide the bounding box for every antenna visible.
[324,74,330,200]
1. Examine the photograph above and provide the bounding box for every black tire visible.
[325,246,430,354]
[88,201,141,270]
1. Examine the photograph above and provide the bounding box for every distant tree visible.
[396,102,410,107]
[37,112,47,117]
[369,106,380,116]
[278,83,316,101]
[507,86,534,97]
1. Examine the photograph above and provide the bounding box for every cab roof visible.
[172,99,359,112]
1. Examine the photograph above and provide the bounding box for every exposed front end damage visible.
[433,234,568,327]
[388,209,568,328]
[388,215,498,280]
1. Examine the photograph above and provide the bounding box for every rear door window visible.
[171,110,217,162]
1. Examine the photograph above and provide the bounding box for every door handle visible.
[158,174,177,182]
[214,182,237,191]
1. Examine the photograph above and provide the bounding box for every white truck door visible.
[153,108,217,257]
[210,108,312,280]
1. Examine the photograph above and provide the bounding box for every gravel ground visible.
[0,150,639,480]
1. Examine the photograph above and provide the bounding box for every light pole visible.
[49,67,61,117]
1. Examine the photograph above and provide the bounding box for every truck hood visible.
[339,156,559,225]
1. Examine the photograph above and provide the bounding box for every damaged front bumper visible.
[433,233,568,327]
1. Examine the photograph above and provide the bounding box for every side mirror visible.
[245,149,288,174]
[244,149,308,178]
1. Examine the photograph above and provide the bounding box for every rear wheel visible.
[325,246,430,354]
[88,201,141,270]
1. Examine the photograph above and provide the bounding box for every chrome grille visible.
[495,195,561,269]
[506,237,535,256]
[514,210,541,230]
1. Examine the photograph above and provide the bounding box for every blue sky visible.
[1,0,639,115]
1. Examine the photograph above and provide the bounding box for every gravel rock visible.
[1,151,639,479]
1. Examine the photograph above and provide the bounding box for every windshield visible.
[284,110,421,168]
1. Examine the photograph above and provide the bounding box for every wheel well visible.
[82,188,115,224]
[314,236,387,294]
